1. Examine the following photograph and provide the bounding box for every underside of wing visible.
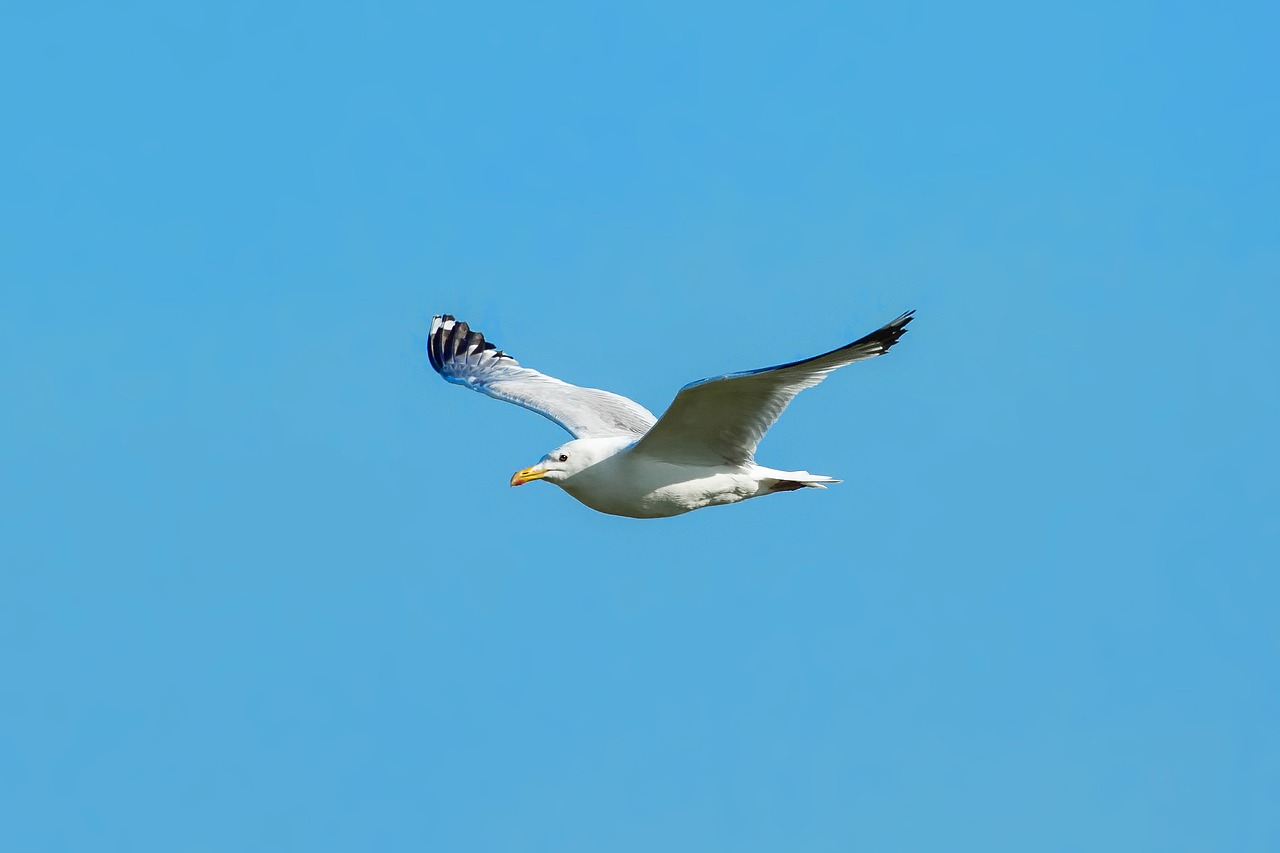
[630,311,914,464]
[427,315,657,439]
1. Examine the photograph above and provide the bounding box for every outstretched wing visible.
[427,315,657,439]
[630,311,914,465]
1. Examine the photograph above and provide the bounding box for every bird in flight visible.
[427,310,914,518]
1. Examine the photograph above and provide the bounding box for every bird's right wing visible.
[427,315,657,439]
[630,311,914,465]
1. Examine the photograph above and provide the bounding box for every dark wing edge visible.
[427,314,516,380]
[629,310,915,464]
[679,310,914,392]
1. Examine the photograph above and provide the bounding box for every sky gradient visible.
[3,2,1278,850]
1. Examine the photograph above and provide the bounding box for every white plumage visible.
[427,311,914,518]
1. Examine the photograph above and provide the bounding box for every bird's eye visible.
[558,454,568,462]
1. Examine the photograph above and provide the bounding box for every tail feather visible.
[765,474,841,493]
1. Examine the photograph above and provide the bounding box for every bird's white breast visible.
[558,452,760,518]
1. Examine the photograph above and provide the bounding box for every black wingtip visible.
[427,314,452,373]
[845,309,915,357]
[427,314,514,378]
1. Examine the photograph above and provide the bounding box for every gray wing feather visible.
[427,315,657,439]
[630,311,914,464]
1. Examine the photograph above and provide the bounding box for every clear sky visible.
[2,2,1277,850]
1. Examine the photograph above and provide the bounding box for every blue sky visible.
[2,1,1277,850]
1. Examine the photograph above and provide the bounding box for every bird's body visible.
[426,311,913,518]
[540,436,837,518]
[561,441,753,518]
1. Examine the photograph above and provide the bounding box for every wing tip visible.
[427,314,456,373]
[427,313,463,375]
[427,314,516,378]
[857,309,915,356]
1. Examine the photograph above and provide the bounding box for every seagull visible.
[427,310,914,518]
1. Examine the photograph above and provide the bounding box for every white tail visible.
[759,468,842,493]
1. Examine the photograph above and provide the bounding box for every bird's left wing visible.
[630,311,914,465]
[428,315,657,439]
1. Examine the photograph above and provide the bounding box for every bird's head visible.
[509,437,633,487]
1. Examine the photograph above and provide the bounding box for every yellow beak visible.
[510,466,548,487]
